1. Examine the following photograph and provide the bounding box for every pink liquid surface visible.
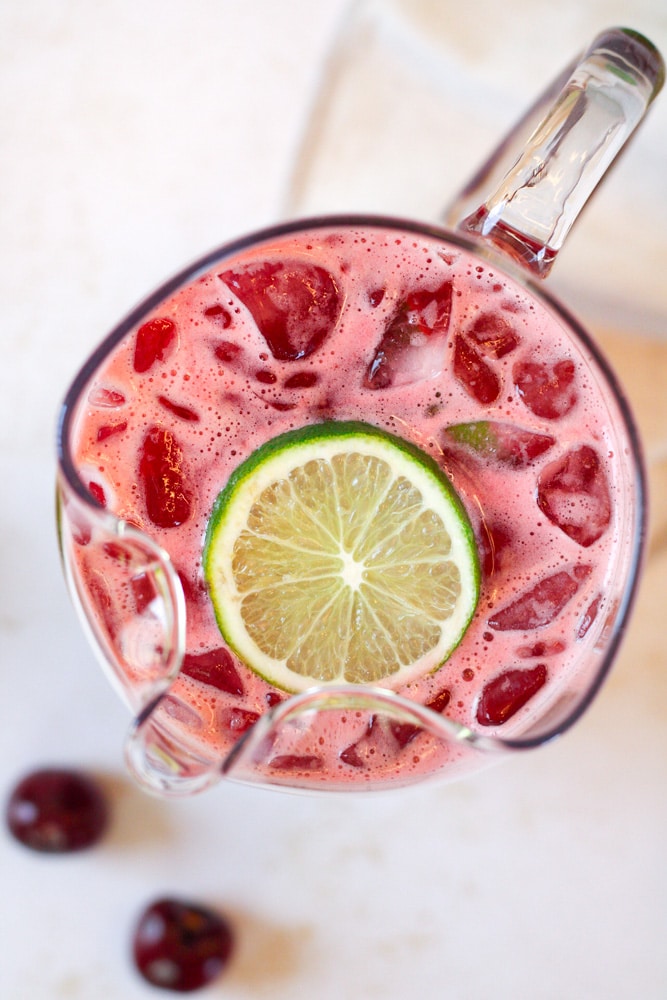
[66,221,634,789]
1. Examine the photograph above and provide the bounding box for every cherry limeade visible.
[69,221,625,788]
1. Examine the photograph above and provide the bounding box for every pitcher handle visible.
[444,28,664,277]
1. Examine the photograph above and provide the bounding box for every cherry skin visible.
[133,898,234,993]
[6,768,109,852]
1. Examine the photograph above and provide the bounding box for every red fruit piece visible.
[467,311,520,358]
[163,695,203,731]
[88,480,106,507]
[88,386,126,408]
[82,563,118,641]
[131,571,158,615]
[177,569,208,607]
[389,687,452,748]
[445,421,555,467]
[477,521,513,578]
[213,341,242,364]
[203,304,232,327]
[158,396,200,422]
[453,334,501,404]
[341,688,454,766]
[182,648,244,696]
[268,754,323,772]
[339,715,380,768]
[578,594,601,639]
[97,421,128,442]
[489,565,591,631]
[6,768,109,852]
[338,742,366,769]
[283,371,318,389]
[219,260,341,361]
[133,898,234,993]
[365,279,453,389]
[219,707,260,735]
[133,317,177,373]
[537,445,612,547]
[513,357,577,419]
[476,664,548,726]
[139,426,193,529]
[516,639,566,658]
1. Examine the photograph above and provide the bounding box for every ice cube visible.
[477,520,513,578]
[138,425,193,529]
[133,317,177,373]
[445,421,555,467]
[577,594,601,639]
[219,260,342,361]
[364,280,453,389]
[476,664,548,726]
[489,565,592,630]
[466,311,521,358]
[513,358,577,419]
[88,386,126,408]
[453,334,501,404]
[537,445,612,547]
[182,647,245,696]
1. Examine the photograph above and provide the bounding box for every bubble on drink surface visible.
[537,445,612,547]
[218,260,342,361]
[364,280,453,389]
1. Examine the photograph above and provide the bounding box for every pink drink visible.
[62,219,641,790]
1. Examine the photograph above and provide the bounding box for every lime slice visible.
[203,421,479,693]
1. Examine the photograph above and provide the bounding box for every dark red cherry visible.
[6,768,109,853]
[132,897,234,993]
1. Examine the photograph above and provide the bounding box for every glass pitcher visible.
[56,28,663,796]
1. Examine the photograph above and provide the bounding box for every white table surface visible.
[2,3,667,998]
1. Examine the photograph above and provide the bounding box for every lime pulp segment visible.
[203,421,480,693]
